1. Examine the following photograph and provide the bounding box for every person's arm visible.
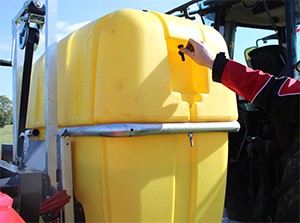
[212,52,272,103]
[179,39,300,124]
[214,52,300,124]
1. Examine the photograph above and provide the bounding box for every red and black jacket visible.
[213,52,300,151]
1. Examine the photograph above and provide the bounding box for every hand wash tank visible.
[26,9,238,223]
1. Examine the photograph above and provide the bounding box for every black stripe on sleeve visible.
[212,52,228,83]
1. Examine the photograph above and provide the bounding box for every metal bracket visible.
[12,0,46,168]
[13,0,45,50]
[57,137,75,222]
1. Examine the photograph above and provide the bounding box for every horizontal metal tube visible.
[59,121,240,137]
[0,59,12,67]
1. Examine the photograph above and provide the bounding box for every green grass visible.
[0,124,13,146]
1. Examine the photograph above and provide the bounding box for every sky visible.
[0,0,192,99]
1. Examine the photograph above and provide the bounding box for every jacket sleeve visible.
[212,52,300,125]
[212,52,273,102]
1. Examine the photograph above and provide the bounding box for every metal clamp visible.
[14,0,46,50]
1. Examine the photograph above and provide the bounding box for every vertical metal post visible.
[12,20,23,160]
[224,21,236,59]
[45,0,58,187]
[285,0,297,77]
[59,137,75,222]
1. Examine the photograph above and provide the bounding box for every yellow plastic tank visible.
[27,9,237,127]
[26,9,238,223]
[72,132,229,223]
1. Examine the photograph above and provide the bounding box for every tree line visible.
[0,95,13,128]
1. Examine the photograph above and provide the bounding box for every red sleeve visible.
[278,78,300,96]
[220,59,300,125]
[221,59,272,102]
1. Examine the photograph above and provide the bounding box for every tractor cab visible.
[167,0,300,221]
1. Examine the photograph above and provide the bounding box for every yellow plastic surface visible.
[72,132,228,223]
[25,9,239,223]
[94,10,190,123]
[27,56,45,127]
[27,9,237,128]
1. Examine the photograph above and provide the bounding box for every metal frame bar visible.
[165,0,201,15]
[55,121,239,220]
[59,121,240,137]
[58,137,75,222]
[45,0,58,187]
[12,16,24,160]
[285,0,297,77]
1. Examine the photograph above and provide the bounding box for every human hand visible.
[179,38,216,70]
